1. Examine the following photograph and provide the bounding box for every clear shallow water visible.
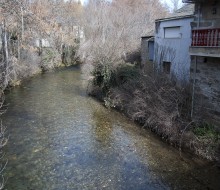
[2,66,220,190]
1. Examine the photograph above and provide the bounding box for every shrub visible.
[41,48,62,71]
[114,63,140,85]
[91,62,140,95]
[91,63,114,94]
[193,123,220,141]
[89,61,220,161]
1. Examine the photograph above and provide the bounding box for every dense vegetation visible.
[0,0,82,91]
[79,0,220,162]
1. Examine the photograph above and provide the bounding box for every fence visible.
[192,28,220,47]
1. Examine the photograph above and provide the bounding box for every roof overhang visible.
[141,36,154,42]
[141,36,154,39]
[155,15,194,22]
[182,0,206,3]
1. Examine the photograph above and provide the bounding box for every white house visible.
[35,39,51,48]
[154,4,194,84]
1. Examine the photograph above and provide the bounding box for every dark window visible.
[163,62,171,74]
[212,7,217,14]
[212,0,217,6]
[212,1,217,14]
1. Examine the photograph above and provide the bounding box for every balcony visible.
[192,28,220,47]
[190,28,220,57]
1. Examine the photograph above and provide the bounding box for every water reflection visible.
[2,66,220,190]
[92,109,113,148]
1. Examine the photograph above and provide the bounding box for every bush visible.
[193,123,220,141]
[114,63,140,85]
[91,63,115,94]
[89,62,220,162]
[41,48,62,71]
[91,63,185,136]
[189,122,220,161]
[91,62,140,95]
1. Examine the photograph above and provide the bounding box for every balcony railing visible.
[192,28,220,47]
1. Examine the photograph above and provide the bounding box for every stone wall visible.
[194,1,220,28]
[191,56,220,127]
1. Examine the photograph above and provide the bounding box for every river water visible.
[2,66,220,190]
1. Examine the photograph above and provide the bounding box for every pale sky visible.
[161,0,184,10]
[81,0,184,10]
[80,0,86,5]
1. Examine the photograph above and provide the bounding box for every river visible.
[2,66,220,190]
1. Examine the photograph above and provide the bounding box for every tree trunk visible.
[38,39,42,56]
[1,20,9,89]
[21,7,24,42]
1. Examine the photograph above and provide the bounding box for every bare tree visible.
[170,0,182,12]
[79,0,167,67]
[0,0,82,85]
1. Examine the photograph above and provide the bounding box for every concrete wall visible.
[189,46,220,57]
[154,17,194,83]
[191,57,220,126]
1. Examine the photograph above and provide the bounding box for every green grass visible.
[193,123,220,141]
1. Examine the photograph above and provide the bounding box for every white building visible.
[154,4,194,84]
[35,39,51,48]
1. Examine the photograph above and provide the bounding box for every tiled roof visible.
[156,4,195,21]
[182,0,204,3]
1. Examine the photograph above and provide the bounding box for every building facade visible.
[154,4,194,84]
[141,36,154,66]
[183,0,220,126]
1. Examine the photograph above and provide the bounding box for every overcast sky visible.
[80,0,184,9]
[161,0,183,10]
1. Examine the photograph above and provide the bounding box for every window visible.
[164,27,181,38]
[163,62,171,74]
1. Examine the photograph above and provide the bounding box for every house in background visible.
[154,4,194,84]
[35,39,51,48]
[141,35,154,65]
[183,0,220,126]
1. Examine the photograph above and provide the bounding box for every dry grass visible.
[89,63,220,162]
[108,69,185,140]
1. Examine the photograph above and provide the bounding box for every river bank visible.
[87,63,220,164]
[2,67,220,189]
